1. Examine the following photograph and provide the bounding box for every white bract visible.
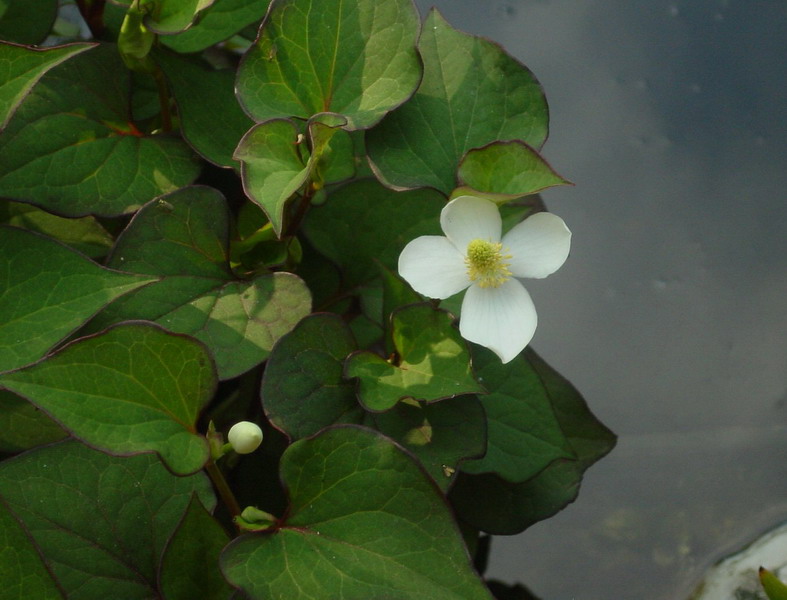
[227,421,263,454]
[398,196,571,363]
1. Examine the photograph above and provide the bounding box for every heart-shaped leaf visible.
[0,440,215,598]
[155,49,253,168]
[460,346,575,483]
[144,0,216,34]
[0,41,94,130]
[302,179,445,288]
[162,0,269,53]
[0,44,200,217]
[457,140,571,202]
[221,426,493,600]
[262,313,363,440]
[366,9,548,194]
[0,323,216,475]
[160,495,234,600]
[0,389,67,453]
[91,186,312,379]
[0,496,62,599]
[345,303,484,411]
[236,0,421,130]
[0,225,156,372]
[0,0,58,44]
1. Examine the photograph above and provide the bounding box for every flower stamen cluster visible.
[465,239,512,288]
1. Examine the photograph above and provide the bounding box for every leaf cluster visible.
[0,1,615,598]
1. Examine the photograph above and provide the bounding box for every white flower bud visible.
[227,421,263,454]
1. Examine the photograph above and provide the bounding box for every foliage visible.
[0,0,615,597]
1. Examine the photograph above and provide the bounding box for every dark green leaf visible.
[0,41,93,131]
[0,0,58,45]
[236,0,421,129]
[0,440,215,598]
[0,497,63,599]
[0,390,67,453]
[0,44,200,217]
[302,178,445,288]
[381,264,422,354]
[0,225,156,372]
[144,0,216,35]
[457,141,571,202]
[0,323,216,475]
[450,349,616,534]
[162,0,268,53]
[367,9,548,193]
[155,49,253,168]
[461,346,575,483]
[160,495,233,600]
[371,395,486,491]
[346,303,484,411]
[262,313,363,440]
[221,426,493,600]
[93,187,313,379]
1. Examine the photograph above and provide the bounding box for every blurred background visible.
[413,1,787,598]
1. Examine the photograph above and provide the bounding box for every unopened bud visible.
[227,421,263,454]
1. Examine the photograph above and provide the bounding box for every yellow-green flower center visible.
[465,238,512,288]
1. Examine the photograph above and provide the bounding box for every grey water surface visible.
[413,1,787,598]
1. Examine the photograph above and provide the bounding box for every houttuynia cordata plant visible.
[0,0,616,597]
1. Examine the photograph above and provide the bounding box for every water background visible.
[413,1,787,598]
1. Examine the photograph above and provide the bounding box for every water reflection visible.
[415,1,787,598]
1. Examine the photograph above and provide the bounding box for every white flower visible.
[227,421,263,454]
[398,196,571,364]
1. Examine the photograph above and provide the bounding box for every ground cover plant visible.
[0,0,616,597]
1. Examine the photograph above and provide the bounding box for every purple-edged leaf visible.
[0,390,67,453]
[367,9,548,194]
[236,0,421,130]
[346,303,483,411]
[0,440,215,598]
[162,0,269,53]
[0,323,216,475]
[262,313,363,440]
[0,41,93,131]
[221,426,493,600]
[0,44,200,217]
[0,225,156,373]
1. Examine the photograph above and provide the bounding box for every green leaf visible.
[0,225,156,373]
[346,303,484,411]
[457,141,571,202]
[160,495,233,600]
[0,323,216,475]
[143,0,216,35]
[155,49,253,168]
[0,44,200,217]
[0,0,58,44]
[261,313,363,440]
[0,201,114,259]
[302,178,445,288]
[162,0,268,53]
[0,390,67,453]
[760,568,787,600]
[371,395,486,491]
[0,440,215,598]
[236,0,421,130]
[450,348,616,534]
[0,41,94,131]
[366,9,549,194]
[381,264,421,355]
[0,496,63,599]
[220,426,493,600]
[460,346,575,483]
[92,186,312,379]
[234,119,309,236]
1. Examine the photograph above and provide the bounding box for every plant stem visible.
[204,459,242,520]
[153,68,173,132]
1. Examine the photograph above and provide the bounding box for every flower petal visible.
[440,196,502,250]
[503,212,571,279]
[398,235,469,299]
[459,279,537,364]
